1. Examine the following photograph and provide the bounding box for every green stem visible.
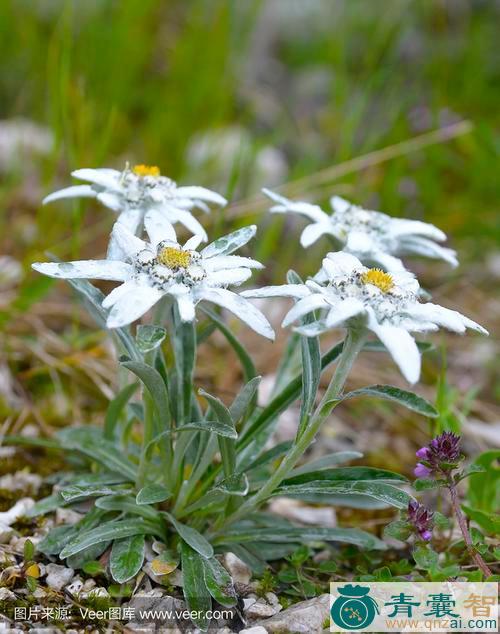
[137,385,155,488]
[220,329,366,528]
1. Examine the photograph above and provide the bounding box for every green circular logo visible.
[331,585,379,630]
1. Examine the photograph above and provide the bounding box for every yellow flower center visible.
[132,164,161,177]
[157,246,191,269]
[361,268,394,293]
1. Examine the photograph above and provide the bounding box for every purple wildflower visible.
[428,431,461,464]
[408,500,434,541]
[415,447,430,460]
[414,463,432,478]
[414,432,462,478]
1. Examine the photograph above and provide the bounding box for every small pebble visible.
[46,563,75,591]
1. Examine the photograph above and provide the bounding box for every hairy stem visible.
[219,329,366,528]
[446,475,492,578]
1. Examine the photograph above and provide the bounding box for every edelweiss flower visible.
[242,252,486,383]
[32,214,273,339]
[43,164,227,255]
[264,189,458,272]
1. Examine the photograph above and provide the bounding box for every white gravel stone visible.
[82,586,109,599]
[0,588,17,601]
[221,552,251,584]
[0,498,35,526]
[240,627,269,634]
[0,471,42,495]
[0,525,13,544]
[245,597,282,619]
[55,507,83,525]
[66,576,83,596]
[253,594,331,633]
[45,563,75,591]
[10,534,42,554]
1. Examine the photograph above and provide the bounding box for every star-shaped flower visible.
[242,252,486,383]
[264,189,458,272]
[43,164,227,255]
[32,214,273,339]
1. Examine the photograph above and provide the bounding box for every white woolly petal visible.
[263,188,328,223]
[398,318,439,333]
[110,222,148,259]
[204,255,264,272]
[43,185,97,205]
[107,285,164,328]
[208,268,252,287]
[368,314,421,384]
[161,204,207,241]
[241,284,310,299]
[96,192,123,212]
[322,252,364,279]
[345,230,375,254]
[367,250,407,273]
[32,260,132,281]
[192,200,211,214]
[102,280,140,309]
[325,298,366,328]
[144,209,177,246]
[282,294,331,327]
[199,287,275,340]
[398,236,459,267]
[114,207,144,235]
[71,168,122,190]
[167,283,191,297]
[411,303,488,335]
[300,223,332,247]
[389,218,447,242]
[184,234,204,251]
[176,294,196,322]
[390,270,420,294]
[329,195,352,214]
[175,186,227,206]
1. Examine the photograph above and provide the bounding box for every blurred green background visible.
[0,0,498,449]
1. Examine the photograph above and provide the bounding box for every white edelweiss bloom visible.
[43,163,227,257]
[242,252,487,384]
[264,188,458,272]
[32,215,274,339]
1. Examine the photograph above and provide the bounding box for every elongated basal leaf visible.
[202,557,237,607]
[282,466,407,486]
[57,427,137,480]
[136,484,171,505]
[178,420,237,439]
[343,384,438,417]
[181,542,212,631]
[104,382,139,440]
[163,512,213,559]
[214,526,385,550]
[60,519,159,559]
[110,535,146,583]
[121,360,170,424]
[277,480,413,510]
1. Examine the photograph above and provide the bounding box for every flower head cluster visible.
[264,189,458,272]
[35,165,274,338]
[414,432,462,478]
[33,213,273,338]
[407,500,434,541]
[43,164,227,257]
[243,252,486,383]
